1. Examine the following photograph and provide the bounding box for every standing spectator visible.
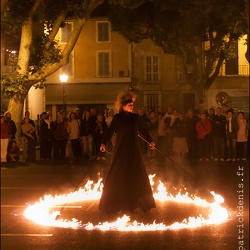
[21,117,37,162]
[212,107,227,161]
[172,113,188,160]
[37,112,47,144]
[164,109,178,157]
[39,112,46,160]
[207,108,216,159]
[93,113,108,160]
[74,108,81,130]
[105,108,116,151]
[225,109,238,161]
[74,108,81,120]
[21,110,36,158]
[137,108,148,155]
[105,109,115,127]
[196,112,212,161]
[90,107,98,156]
[4,111,17,140]
[146,110,158,158]
[60,110,71,159]
[163,106,174,121]
[236,112,248,161]
[223,105,231,116]
[61,110,68,122]
[104,108,110,119]
[90,107,98,123]
[80,109,95,160]
[157,112,167,156]
[22,110,35,127]
[1,115,9,163]
[40,113,54,160]
[67,112,81,160]
[185,109,199,160]
[7,140,20,162]
[208,108,216,122]
[53,112,68,161]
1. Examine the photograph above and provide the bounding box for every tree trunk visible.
[8,96,25,146]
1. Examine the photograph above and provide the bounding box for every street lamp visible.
[59,74,68,111]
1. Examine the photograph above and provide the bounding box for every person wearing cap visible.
[99,89,156,213]
[74,108,81,123]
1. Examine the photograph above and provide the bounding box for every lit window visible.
[60,23,73,43]
[97,22,110,42]
[146,56,159,82]
[97,51,111,77]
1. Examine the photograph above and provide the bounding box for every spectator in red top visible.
[1,115,10,163]
[196,112,212,161]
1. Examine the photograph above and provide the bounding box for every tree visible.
[1,0,248,125]
[108,0,248,96]
[1,0,104,125]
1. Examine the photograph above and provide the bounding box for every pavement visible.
[1,154,249,250]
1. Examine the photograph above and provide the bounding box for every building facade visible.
[44,18,131,117]
[1,19,249,120]
[44,17,199,117]
[45,19,249,118]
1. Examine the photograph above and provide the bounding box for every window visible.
[97,51,111,77]
[61,52,74,77]
[146,94,159,112]
[60,23,73,43]
[146,56,159,82]
[97,22,110,42]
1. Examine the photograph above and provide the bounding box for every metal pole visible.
[60,74,68,111]
[137,133,195,179]
[62,83,65,111]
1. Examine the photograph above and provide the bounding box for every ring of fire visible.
[23,174,229,231]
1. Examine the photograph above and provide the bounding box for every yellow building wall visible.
[46,19,131,82]
[133,39,179,90]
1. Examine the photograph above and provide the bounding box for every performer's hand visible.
[100,144,106,152]
[150,141,156,149]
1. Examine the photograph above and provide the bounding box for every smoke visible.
[146,156,220,202]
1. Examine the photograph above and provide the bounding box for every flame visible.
[23,175,229,231]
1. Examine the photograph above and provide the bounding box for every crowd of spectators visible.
[0,105,249,164]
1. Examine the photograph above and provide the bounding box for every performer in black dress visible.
[99,90,156,213]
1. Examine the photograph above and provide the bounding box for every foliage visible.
[1,72,29,99]
[1,0,248,108]
[29,37,62,75]
[1,0,96,99]
[108,0,249,90]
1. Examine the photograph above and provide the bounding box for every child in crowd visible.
[7,140,20,162]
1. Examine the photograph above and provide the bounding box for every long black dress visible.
[99,111,156,212]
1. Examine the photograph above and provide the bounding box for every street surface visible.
[1,154,249,250]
